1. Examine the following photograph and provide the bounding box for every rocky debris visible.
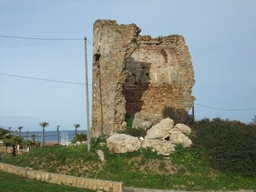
[132,112,163,130]
[132,117,152,130]
[107,118,193,155]
[145,118,174,139]
[169,130,192,148]
[106,134,141,153]
[97,150,105,162]
[141,139,175,156]
[173,123,191,136]
[99,142,106,147]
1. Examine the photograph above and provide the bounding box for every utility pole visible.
[192,104,195,121]
[57,125,60,145]
[84,37,90,151]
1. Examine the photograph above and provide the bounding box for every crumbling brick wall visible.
[91,20,195,138]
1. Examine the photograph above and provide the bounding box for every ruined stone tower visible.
[91,20,195,138]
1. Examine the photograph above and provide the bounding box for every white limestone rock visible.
[169,130,192,148]
[97,150,105,162]
[132,111,162,130]
[106,134,141,153]
[145,118,174,139]
[173,123,191,136]
[141,139,176,156]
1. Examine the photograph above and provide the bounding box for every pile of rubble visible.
[106,112,192,156]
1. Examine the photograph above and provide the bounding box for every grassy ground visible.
[0,170,95,192]
[1,140,256,191]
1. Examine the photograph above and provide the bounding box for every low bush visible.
[162,106,194,126]
[121,115,147,137]
[193,118,256,177]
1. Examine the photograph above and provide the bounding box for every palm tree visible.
[39,122,49,146]
[8,127,12,134]
[12,136,23,155]
[31,134,36,143]
[2,133,12,154]
[56,125,60,145]
[72,133,87,144]
[26,130,29,140]
[24,139,34,150]
[12,136,23,145]
[18,126,23,137]
[30,134,36,149]
[14,130,19,136]
[73,124,80,135]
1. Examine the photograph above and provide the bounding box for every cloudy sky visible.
[1,1,256,132]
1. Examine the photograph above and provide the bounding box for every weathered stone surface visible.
[106,134,141,153]
[91,20,141,138]
[145,118,174,139]
[132,111,162,130]
[97,150,105,162]
[173,123,191,136]
[141,121,152,130]
[135,111,162,125]
[132,118,152,130]
[141,139,176,156]
[169,130,192,148]
[91,19,195,138]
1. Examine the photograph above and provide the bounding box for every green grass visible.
[1,116,256,191]
[1,143,256,191]
[0,170,95,192]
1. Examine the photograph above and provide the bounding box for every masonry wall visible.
[0,162,123,192]
[91,20,195,138]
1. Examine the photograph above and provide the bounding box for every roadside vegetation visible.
[1,110,256,191]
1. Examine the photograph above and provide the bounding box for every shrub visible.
[121,115,147,138]
[162,106,194,126]
[72,133,87,144]
[193,118,256,177]
[125,115,134,129]
[124,128,146,138]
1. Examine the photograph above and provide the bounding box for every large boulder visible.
[145,118,174,139]
[132,111,162,130]
[141,139,176,156]
[169,130,192,148]
[106,118,193,156]
[172,123,191,136]
[106,134,141,153]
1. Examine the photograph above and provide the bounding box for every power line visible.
[195,103,256,112]
[86,39,93,46]
[0,34,83,41]
[1,72,255,112]
[0,72,91,85]
[1,35,255,112]
[0,34,94,47]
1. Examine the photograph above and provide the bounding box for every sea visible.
[17,130,87,145]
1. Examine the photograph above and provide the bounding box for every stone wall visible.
[0,162,123,192]
[91,20,195,138]
[0,146,28,155]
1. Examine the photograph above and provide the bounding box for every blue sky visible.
[1,1,256,132]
